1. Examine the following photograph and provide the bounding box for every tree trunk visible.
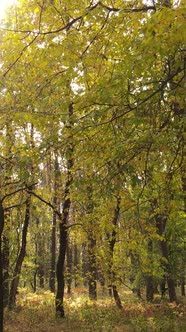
[155,214,177,302]
[181,277,185,296]
[108,196,122,309]
[74,244,79,288]
[2,235,9,307]
[0,201,5,332]
[50,209,56,293]
[88,236,97,300]
[8,194,31,309]
[55,103,74,317]
[86,186,97,301]
[49,155,58,293]
[56,223,67,317]
[146,276,154,302]
[66,238,72,294]
[146,240,154,302]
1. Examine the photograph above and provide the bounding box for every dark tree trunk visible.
[155,213,177,302]
[56,223,67,317]
[74,244,79,288]
[0,201,5,332]
[82,243,88,287]
[38,264,45,289]
[66,238,72,294]
[113,285,122,309]
[108,196,122,309]
[146,276,154,302]
[86,186,97,301]
[49,155,58,293]
[55,103,74,318]
[88,236,97,300]
[146,240,154,302]
[2,235,9,307]
[50,210,56,293]
[181,277,185,296]
[8,194,31,309]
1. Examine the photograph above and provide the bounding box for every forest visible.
[0,0,185,331]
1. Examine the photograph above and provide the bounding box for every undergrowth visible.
[4,288,186,332]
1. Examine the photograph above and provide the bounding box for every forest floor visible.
[4,287,186,332]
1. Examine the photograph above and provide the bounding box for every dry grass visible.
[4,288,186,332]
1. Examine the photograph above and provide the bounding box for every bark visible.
[108,196,123,309]
[155,214,177,302]
[49,155,58,293]
[88,236,97,300]
[146,240,154,302]
[74,244,79,288]
[86,186,97,301]
[50,209,56,293]
[8,194,31,309]
[2,235,9,307]
[146,275,154,302]
[66,238,72,294]
[55,103,74,317]
[181,277,185,296]
[0,201,5,332]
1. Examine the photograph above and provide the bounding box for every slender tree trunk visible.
[108,196,122,309]
[8,194,31,309]
[74,244,79,288]
[86,186,97,301]
[82,243,88,287]
[0,201,5,332]
[146,240,154,302]
[88,236,97,300]
[2,235,9,307]
[66,238,72,294]
[49,155,58,293]
[50,210,56,293]
[181,277,185,296]
[56,103,74,317]
[155,214,177,302]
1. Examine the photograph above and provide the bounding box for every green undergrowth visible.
[4,288,186,332]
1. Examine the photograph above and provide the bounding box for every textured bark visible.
[8,195,31,309]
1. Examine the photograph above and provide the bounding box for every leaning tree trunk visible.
[0,200,5,332]
[8,194,31,309]
[56,103,74,318]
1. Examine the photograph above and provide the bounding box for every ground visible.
[4,288,186,332]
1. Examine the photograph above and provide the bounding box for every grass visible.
[4,288,186,332]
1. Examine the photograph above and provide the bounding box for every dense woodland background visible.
[0,0,186,331]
